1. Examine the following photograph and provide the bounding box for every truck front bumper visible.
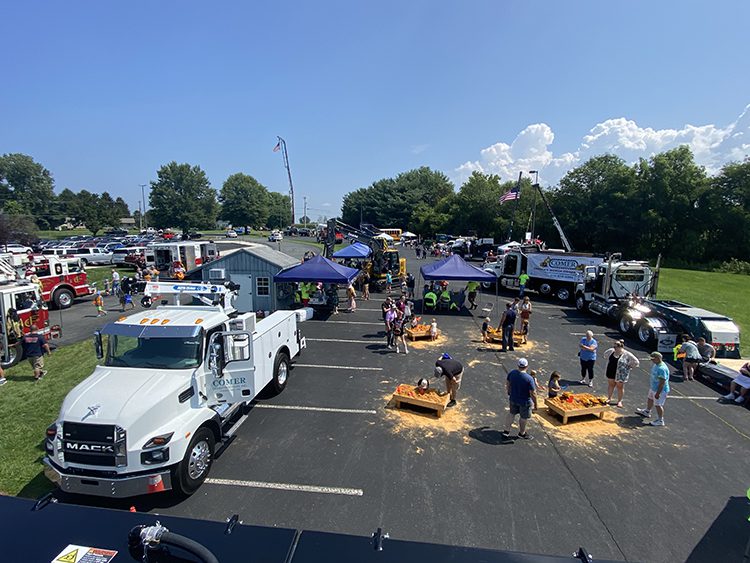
[43,459,173,497]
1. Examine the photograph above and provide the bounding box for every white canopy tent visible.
[401,231,417,238]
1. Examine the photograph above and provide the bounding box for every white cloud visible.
[455,104,750,186]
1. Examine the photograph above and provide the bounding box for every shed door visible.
[230,274,254,312]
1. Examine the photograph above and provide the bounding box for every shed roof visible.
[198,245,299,271]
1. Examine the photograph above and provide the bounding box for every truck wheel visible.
[80,258,88,266]
[575,295,588,311]
[539,283,552,296]
[481,272,496,290]
[270,352,290,395]
[618,315,633,334]
[53,288,74,309]
[555,287,571,301]
[175,427,215,495]
[1,342,21,368]
[637,323,654,345]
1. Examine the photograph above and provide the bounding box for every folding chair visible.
[481,302,494,316]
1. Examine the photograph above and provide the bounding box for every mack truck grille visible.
[62,422,127,467]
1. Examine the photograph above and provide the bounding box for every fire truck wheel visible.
[53,288,74,309]
[175,427,215,495]
[0,342,21,368]
[270,352,290,395]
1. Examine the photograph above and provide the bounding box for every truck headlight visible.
[45,422,58,454]
[142,432,174,449]
[141,448,170,465]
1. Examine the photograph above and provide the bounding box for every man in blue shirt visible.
[502,358,537,440]
[636,351,670,426]
[497,302,517,352]
[579,330,598,387]
[21,324,51,381]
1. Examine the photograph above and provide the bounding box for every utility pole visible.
[138,201,143,231]
[140,183,148,230]
[276,136,296,224]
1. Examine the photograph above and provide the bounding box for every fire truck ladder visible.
[0,257,19,283]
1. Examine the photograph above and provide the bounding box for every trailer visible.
[575,256,741,358]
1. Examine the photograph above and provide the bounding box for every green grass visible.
[84,266,132,289]
[657,268,750,341]
[0,340,99,497]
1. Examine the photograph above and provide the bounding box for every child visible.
[385,272,393,294]
[530,370,545,393]
[481,317,490,343]
[93,292,107,317]
[548,371,563,398]
[430,318,438,341]
[521,318,529,344]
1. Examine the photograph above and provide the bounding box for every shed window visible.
[257,277,270,296]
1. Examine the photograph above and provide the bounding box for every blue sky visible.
[2,1,749,219]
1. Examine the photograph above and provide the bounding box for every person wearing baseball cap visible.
[434,353,463,408]
[636,351,671,426]
[502,357,537,440]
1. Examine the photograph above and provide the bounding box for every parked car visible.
[3,243,33,254]
[225,230,238,238]
[68,247,114,266]
[268,231,283,242]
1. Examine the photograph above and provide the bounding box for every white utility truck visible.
[482,244,605,301]
[43,281,306,497]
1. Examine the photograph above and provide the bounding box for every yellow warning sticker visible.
[51,544,118,563]
[55,549,78,563]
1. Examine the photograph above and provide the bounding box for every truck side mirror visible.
[93,331,104,359]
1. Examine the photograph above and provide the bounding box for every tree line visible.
[341,148,750,266]
[0,155,291,236]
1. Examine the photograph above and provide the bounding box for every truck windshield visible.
[105,336,202,370]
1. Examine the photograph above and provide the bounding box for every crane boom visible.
[534,184,573,252]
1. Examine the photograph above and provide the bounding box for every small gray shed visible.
[191,245,299,313]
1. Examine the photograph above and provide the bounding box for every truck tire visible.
[636,322,655,345]
[575,294,588,312]
[269,352,290,395]
[0,342,22,368]
[481,272,496,290]
[53,288,74,309]
[175,427,215,496]
[538,283,552,296]
[618,314,633,335]
[80,258,88,266]
[555,286,571,301]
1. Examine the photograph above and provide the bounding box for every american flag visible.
[272,141,281,152]
[499,187,519,204]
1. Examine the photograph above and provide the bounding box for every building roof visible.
[198,245,299,271]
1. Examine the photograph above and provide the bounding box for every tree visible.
[266,192,292,229]
[0,213,39,247]
[0,153,55,228]
[114,197,130,218]
[219,173,270,228]
[341,167,454,228]
[149,162,218,234]
[446,172,504,237]
[74,190,108,235]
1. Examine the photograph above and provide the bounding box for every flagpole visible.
[276,136,296,224]
[506,171,522,242]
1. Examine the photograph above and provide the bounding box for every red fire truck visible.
[0,261,55,367]
[23,255,94,309]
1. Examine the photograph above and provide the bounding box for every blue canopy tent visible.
[273,254,359,284]
[418,254,497,313]
[332,241,371,259]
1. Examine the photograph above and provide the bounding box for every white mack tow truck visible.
[43,281,306,497]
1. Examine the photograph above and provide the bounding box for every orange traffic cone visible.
[147,475,165,493]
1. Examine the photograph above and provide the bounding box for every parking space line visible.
[254,404,377,414]
[307,337,377,344]
[206,478,364,496]
[314,320,384,326]
[295,363,383,371]
[669,396,719,400]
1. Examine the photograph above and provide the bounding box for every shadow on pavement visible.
[686,496,750,563]
[468,426,515,445]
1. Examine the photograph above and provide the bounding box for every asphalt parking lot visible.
[57,244,749,562]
